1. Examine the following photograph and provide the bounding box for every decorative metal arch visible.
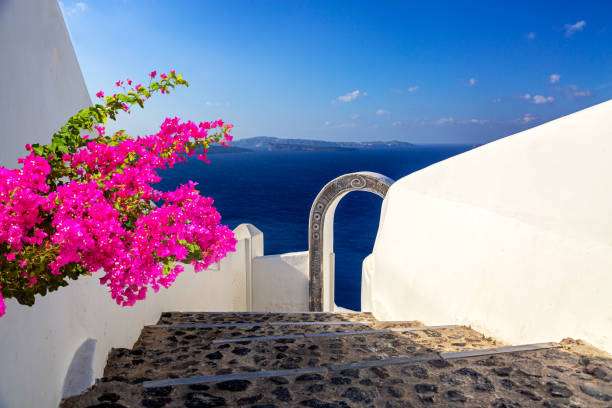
[308,172,394,311]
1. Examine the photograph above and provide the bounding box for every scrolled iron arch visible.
[308,172,394,311]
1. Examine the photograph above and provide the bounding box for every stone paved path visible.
[61,312,612,407]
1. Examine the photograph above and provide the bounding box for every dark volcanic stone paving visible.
[102,325,500,383]
[103,331,433,382]
[61,312,612,407]
[157,312,376,325]
[394,326,504,352]
[62,344,612,407]
[139,322,378,345]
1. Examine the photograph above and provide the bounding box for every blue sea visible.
[158,145,473,310]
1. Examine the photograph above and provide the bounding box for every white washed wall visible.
[253,251,310,311]
[364,100,612,353]
[0,227,259,408]
[0,0,91,169]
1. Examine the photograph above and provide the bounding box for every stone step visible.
[135,322,382,349]
[102,325,500,383]
[102,330,423,383]
[210,328,390,344]
[150,319,379,329]
[61,339,612,408]
[157,311,375,325]
[141,342,560,388]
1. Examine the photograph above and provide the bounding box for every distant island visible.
[208,136,415,154]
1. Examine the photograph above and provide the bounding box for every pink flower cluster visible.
[0,285,5,317]
[0,111,236,316]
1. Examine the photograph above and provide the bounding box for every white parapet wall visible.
[252,251,310,312]
[0,225,260,408]
[364,100,612,353]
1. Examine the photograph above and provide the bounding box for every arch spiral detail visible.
[308,172,394,311]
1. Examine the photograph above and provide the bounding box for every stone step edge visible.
[211,329,389,344]
[143,366,327,388]
[208,324,464,343]
[162,311,371,315]
[142,342,560,388]
[148,320,379,329]
[391,324,461,332]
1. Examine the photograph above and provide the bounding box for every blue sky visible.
[61,0,611,144]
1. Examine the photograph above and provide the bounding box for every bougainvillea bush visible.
[0,71,236,318]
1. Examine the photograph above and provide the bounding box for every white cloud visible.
[408,86,419,92]
[569,85,593,97]
[392,121,402,126]
[461,119,489,124]
[376,109,390,116]
[323,121,356,128]
[522,113,536,123]
[336,90,366,103]
[532,95,555,104]
[434,117,455,125]
[491,97,502,103]
[335,122,356,128]
[549,74,561,84]
[468,78,477,86]
[350,113,360,120]
[60,1,88,16]
[391,89,404,94]
[520,93,554,104]
[205,101,230,107]
[573,90,592,97]
[565,20,586,36]
[525,32,536,40]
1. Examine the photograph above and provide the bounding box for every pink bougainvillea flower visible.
[115,80,123,87]
[94,126,105,138]
[122,103,129,111]
[160,73,167,79]
[25,144,32,151]
[149,70,157,78]
[96,91,104,98]
[0,73,236,318]
[135,84,143,91]
[127,78,132,85]
[0,286,5,318]
[170,70,175,75]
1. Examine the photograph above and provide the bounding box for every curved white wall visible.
[366,100,612,353]
[0,0,91,168]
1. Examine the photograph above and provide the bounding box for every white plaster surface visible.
[365,100,612,353]
[234,224,264,311]
[0,230,253,408]
[253,251,310,311]
[0,0,91,169]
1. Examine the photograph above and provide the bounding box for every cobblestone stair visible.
[62,312,612,407]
